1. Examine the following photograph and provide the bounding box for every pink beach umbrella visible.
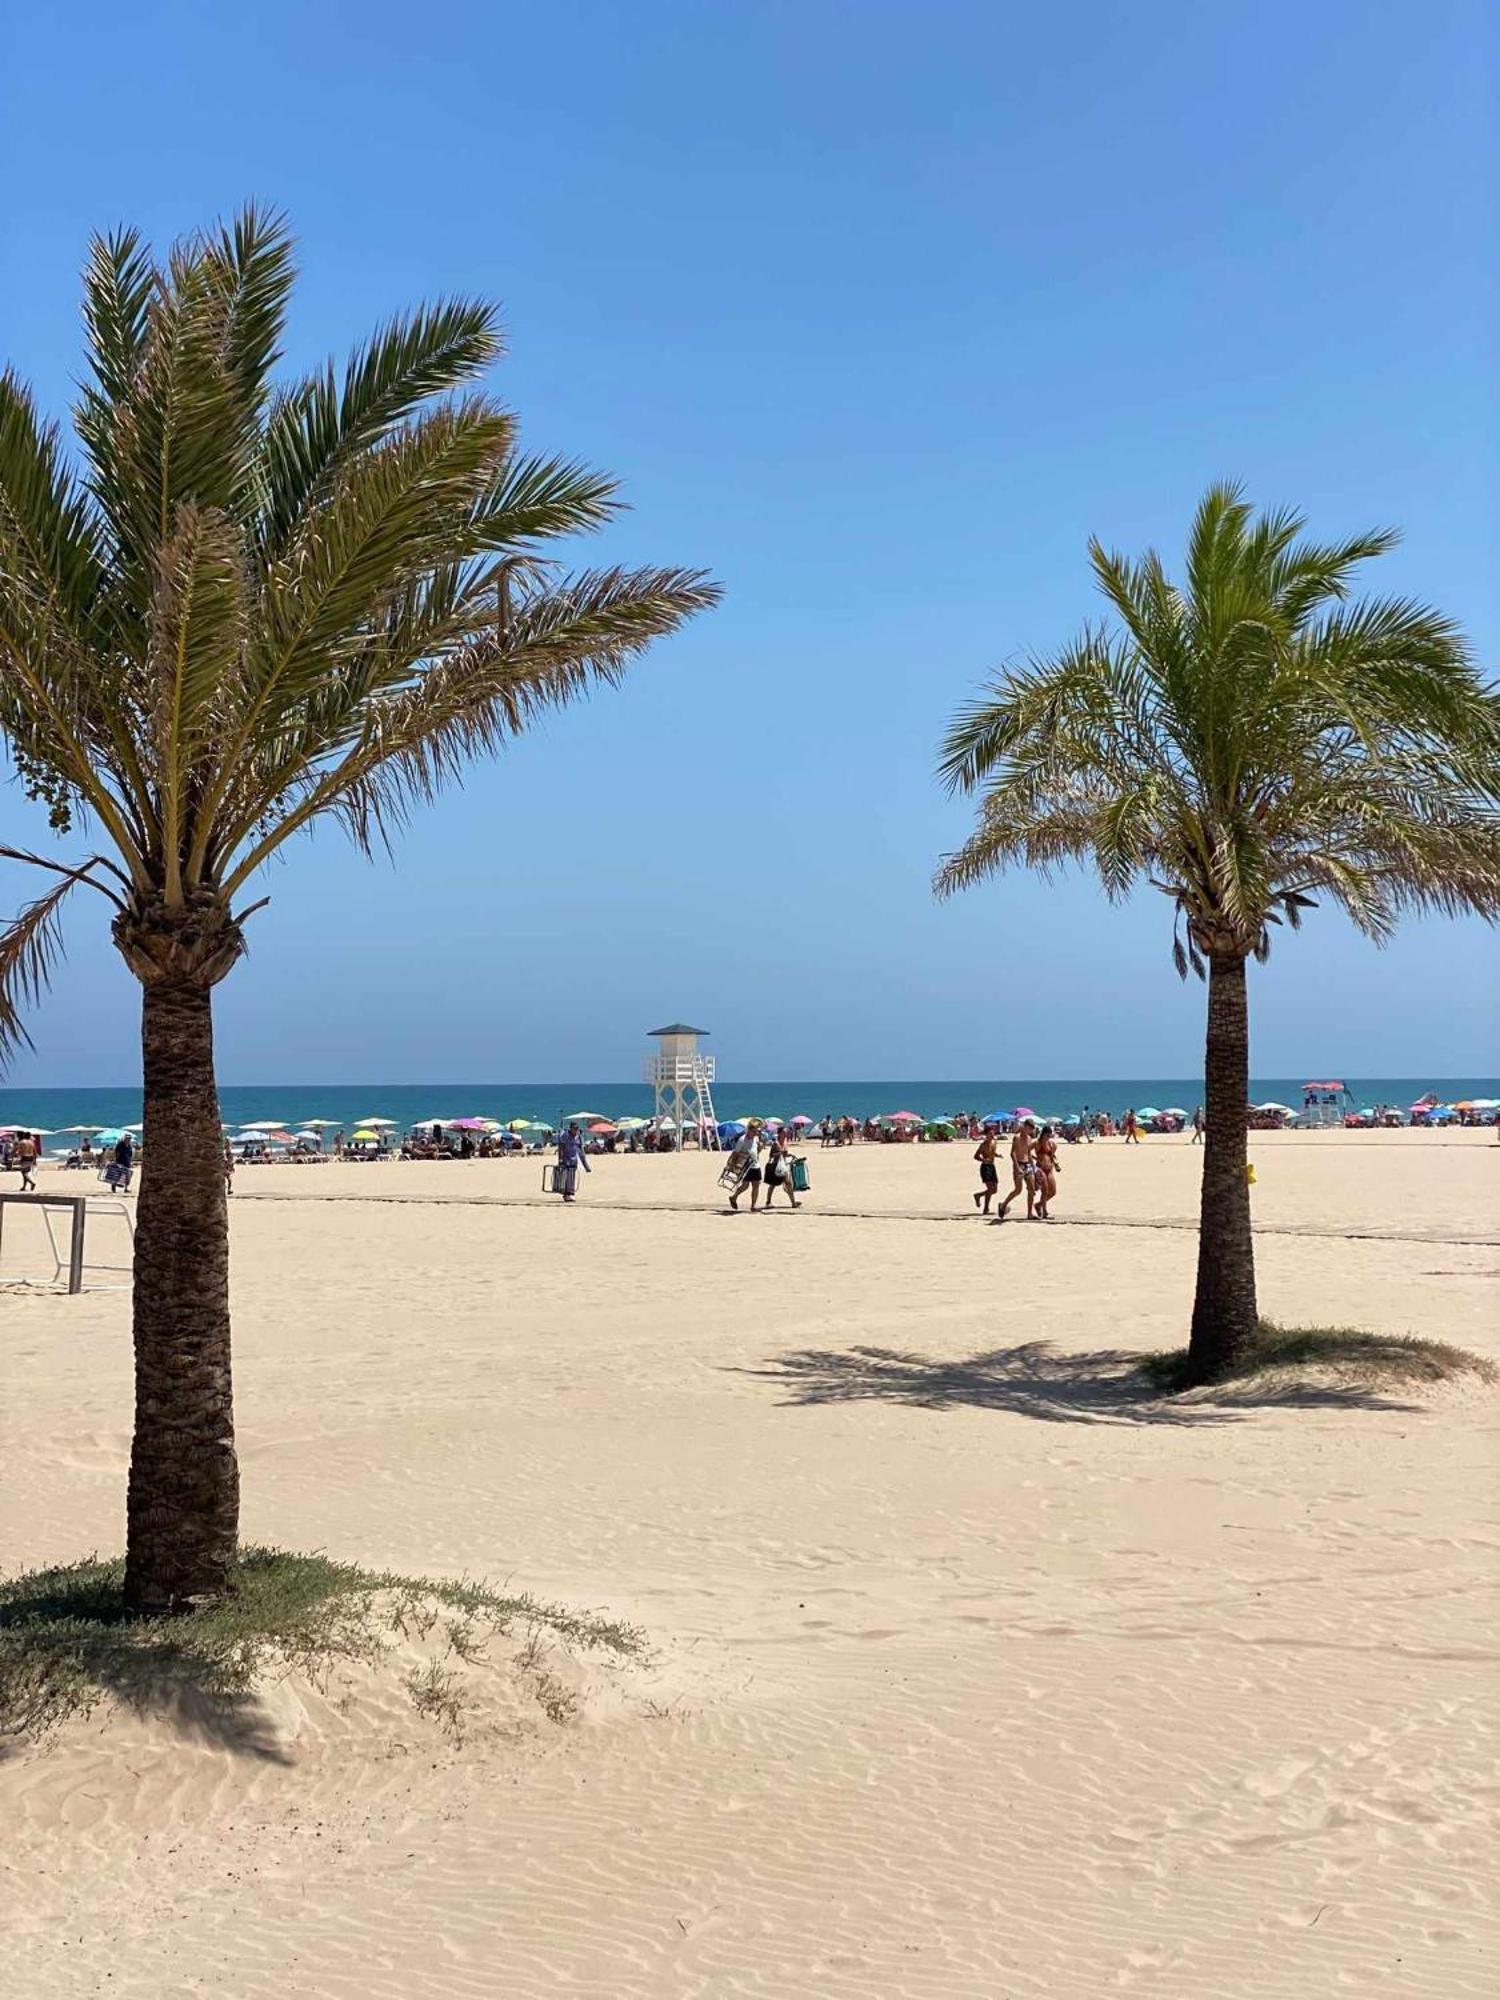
[889,1110,922,1122]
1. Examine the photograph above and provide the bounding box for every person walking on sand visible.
[762,1127,801,1210]
[726,1118,765,1212]
[14,1129,38,1191]
[1191,1104,1204,1144]
[1123,1108,1141,1145]
[973,1125,1000,1214]
[1033,1124,1059,1219]
[223,1138,236,1195]
[997,1120,1037,1220]
[555,1121,591,1204]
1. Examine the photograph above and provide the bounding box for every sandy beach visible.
[3,1127,1496,1997]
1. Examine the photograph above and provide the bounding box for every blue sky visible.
[1,0,1495,1084]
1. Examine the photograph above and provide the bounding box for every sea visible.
[1,1076,1494,1138]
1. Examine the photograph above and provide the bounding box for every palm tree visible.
[0,209,719,1610]
[936,484,1500,1383]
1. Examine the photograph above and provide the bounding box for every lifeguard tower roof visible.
[648,1023,710,1037]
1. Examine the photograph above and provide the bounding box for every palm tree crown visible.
[936,483,1500,962]
[0,205,720,1034]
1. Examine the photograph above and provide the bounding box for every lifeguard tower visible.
[645,1023,719,1149]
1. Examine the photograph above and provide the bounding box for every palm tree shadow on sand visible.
[0,1576,294,1764]
[734,1341,1424,1427]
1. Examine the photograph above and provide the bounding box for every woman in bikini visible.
[1033,1124,1059,1219]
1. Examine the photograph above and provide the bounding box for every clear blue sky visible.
[1,0,1495,1084]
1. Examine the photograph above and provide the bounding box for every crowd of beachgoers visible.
[1,1085,1492,1187]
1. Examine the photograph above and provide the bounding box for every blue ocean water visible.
[1,1076,1493,1137]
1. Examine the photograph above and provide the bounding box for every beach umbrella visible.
[450,1117,490,1130]
[350,1127,381,1142]
[889,1110,922,1122]
[507,1118,543,1130]
[564,1111,608,1123]
[1162,1107,1188,1118]
[1468,1098,1499,1110]
[1011,1105,1037,1119]
[94,1128,127,1146]
[293,1129,322,1142]
[58,1123,106,1135]
[790,1115,813,1126]
[615,1116,648,1130]
[235,1128,270,1142]
[718,1119,747,1135]
[354,1115,397,1127]
[588,1121,617,1134]
[301,1118,340,1129]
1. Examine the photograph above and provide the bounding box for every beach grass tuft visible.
[0,1545,640,1748]
[1142,1319,1498,1395]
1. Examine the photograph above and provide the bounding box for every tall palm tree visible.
[936,484,1500,1382]
[0,208,719,1610]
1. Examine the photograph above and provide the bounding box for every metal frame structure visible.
[0,1191,135,1293]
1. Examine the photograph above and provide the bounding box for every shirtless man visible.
[997,1120,1037,1220]
[972,1125,1000,1214]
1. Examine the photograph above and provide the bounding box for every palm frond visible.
[0,867,89,1065]
[260,298,502,553]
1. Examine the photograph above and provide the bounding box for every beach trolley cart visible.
[790,1155,811,1195]
[544,1163,580,1198]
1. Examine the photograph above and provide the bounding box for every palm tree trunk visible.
[123,977,238,1612]
[1186,950,1259,1381]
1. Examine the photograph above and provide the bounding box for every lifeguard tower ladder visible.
[645,1023,720,1149]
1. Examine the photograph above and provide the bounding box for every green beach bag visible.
[790,1155,810,1193]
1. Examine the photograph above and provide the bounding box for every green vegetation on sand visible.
[0,1546,641,1748]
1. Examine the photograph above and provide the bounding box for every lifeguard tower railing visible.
[643,1054,717,1086]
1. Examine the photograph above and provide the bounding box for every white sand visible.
[2,1128,1496,1996]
